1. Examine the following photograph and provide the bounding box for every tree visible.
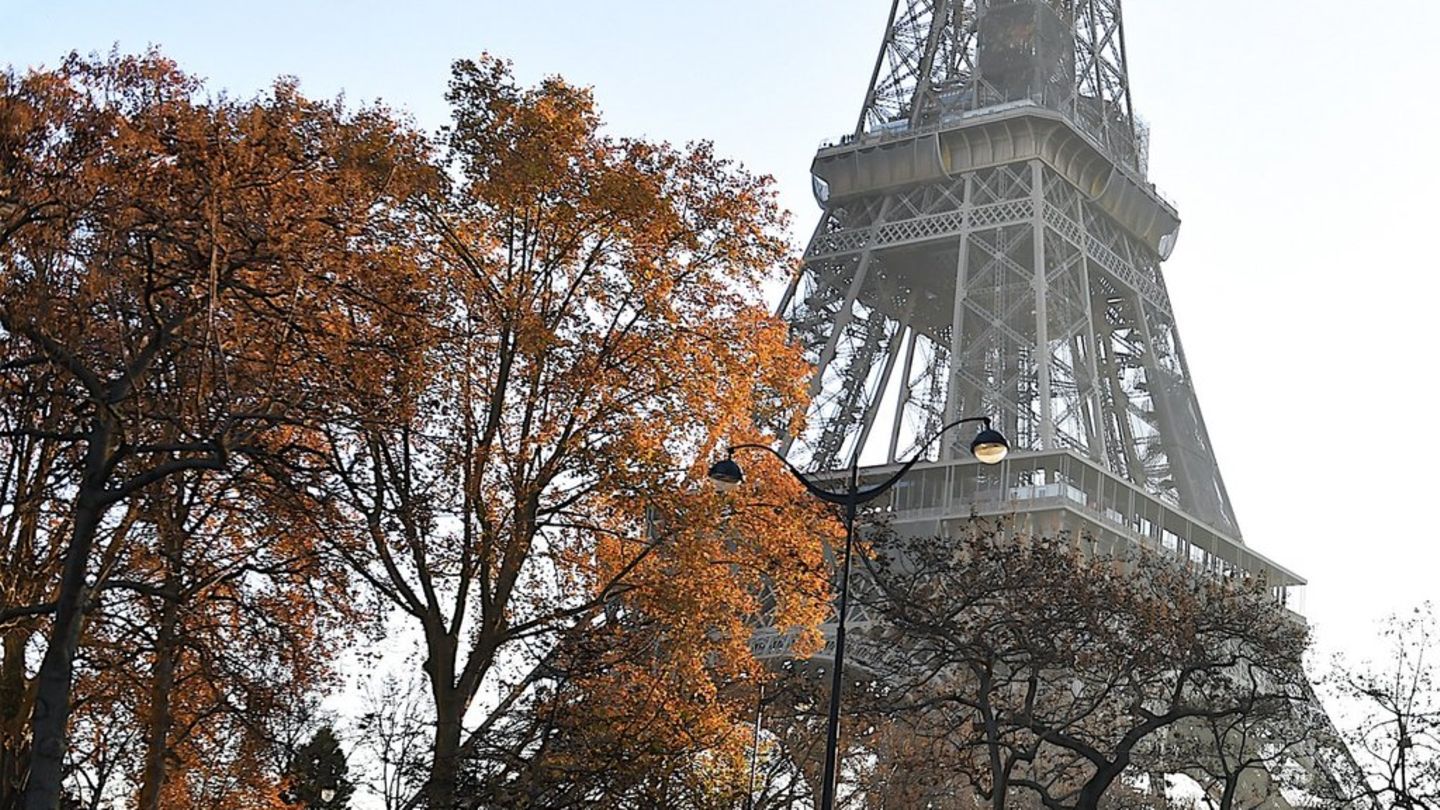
[743,667,937,810]
[0,367,82,808]
[1152,678,1324,810]
[318,56,834,809]
[284,727,354,809]
[87,469,354,809]
[353,673,430,810]
[0,51,433,809]
[1322,604,1440,809]
[850,523,1311,810]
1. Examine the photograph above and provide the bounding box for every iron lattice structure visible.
[856,0,1142,172]
[749,4,1328,803]
[782,0,1247,543]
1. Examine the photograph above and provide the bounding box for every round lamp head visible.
[707,457,744,494]
[320,788,337,803]
[970,428,1009,465]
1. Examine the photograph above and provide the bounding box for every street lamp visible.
[708,417,1007,810]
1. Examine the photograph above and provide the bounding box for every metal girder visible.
[857,0,980,135]
[805,192,1170,316]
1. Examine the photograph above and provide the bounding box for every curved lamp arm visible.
[721,416,999,507]
[724,443,855,506]
[850,417,994,505]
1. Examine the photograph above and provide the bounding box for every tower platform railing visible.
[805,448,1305,614]
[747,447,1306,666]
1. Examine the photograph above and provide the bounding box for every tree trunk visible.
[1076,761,1127,810]
[22,489,104,810]
[428,686,463,810]
[1,631,30,809]
[3,440,51,810]
[423,629,464,810]
[135,581,180,810]
[1219,774,1239,810]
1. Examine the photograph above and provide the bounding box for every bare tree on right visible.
[1321,604,1440,809]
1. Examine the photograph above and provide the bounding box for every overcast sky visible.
[6,0,1439,666]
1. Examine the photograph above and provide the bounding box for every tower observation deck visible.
[773,0,1305,613]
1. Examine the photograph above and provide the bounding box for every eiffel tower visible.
[769,0,1303,601]
[745,1,1323,803]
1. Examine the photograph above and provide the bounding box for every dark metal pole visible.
[818,462,859,810]
[712,416,1004,810]
[746,684,764,810]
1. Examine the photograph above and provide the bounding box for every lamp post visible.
[745,683,765,810]
[709,417,1008,810]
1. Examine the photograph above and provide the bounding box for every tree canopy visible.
[1,50,834,810]
[834,524,1319,810]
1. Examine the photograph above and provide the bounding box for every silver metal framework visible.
[753,5,1328,805]
[854,0,1143,173]
[788,0,1241,542]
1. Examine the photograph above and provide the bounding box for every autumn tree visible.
[67,467,355,810]
[743,667,927,810]
[0,343,78,807]
[316,56,833,809]
[0,51,434,810]
[41,483,349,809]
[848,523,1311,810]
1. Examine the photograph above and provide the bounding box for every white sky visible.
[6,0,1439,667]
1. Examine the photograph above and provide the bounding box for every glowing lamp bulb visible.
[970,428,1010,465]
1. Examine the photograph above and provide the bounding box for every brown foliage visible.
[1,50,433,809]
[316,55,835,809]
[2,48,836,810]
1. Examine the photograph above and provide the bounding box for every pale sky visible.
[6,0,1438,669]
